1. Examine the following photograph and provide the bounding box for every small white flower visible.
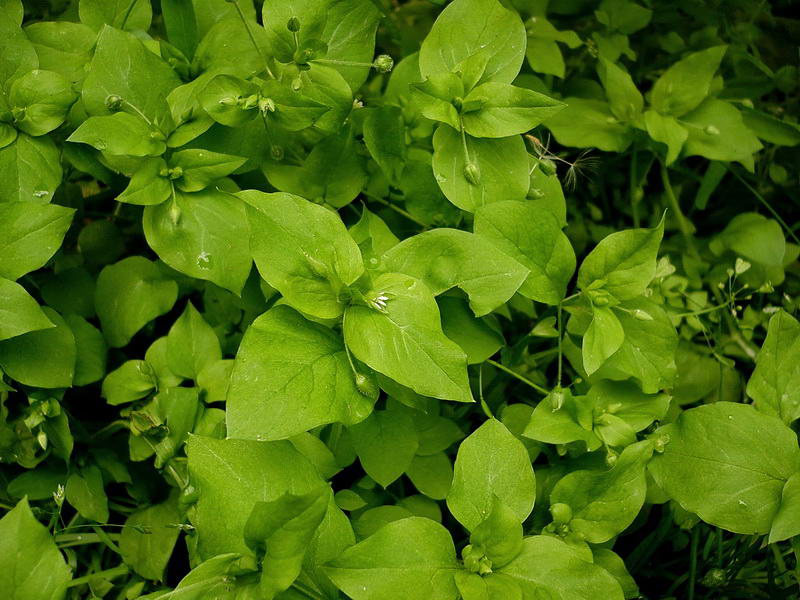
[369,292,390,311]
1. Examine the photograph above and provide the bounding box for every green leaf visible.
[120,493,182,581]
[649,402,800,534]
[497,536,624,600]
[343,272,473,403]
[747,309,800,424]
[769,472,800,543]
[650,46,727,117]
[0,3,38,88]
[186,435,326,559]
[117,158,172,205]
[82,26,180,120]
[439,296,504,365]
[261,0,327,63]
[363,106,407,184]
[545,98,633,152]
[474,200,575,305]
[143,189,252,295]
[682,99,763,168]
[582,305,625,375]
[550,441,652,543]
[170,149,246,192]
[596,58,642,121]
[643,110,687,165]
[578,218,664,302]
[95,256,179,348]
[260,79,330,132]
[432,125,529,212]
[156,553,256,599]
[419,0,526,86]
[461,82,564,138]
[8,69,77,136]
[79,0,152,32]
[448,419,535,531]
[199,74,259,127]
[522,389,600,451]
[348,207,399,265]
[166,301,221,380]
[740,106,800,147]
[65,314,107,386]
[65,464,108,522]
[593,549,639,600]
[319,0,381,90]
[324,517,459,600]
[406,452,453,500]
[24,22,95,83]
[0,201,74,280]
[525,17,582,79]
[244,487,329,600]
[68,112,166,157]
[348,408,419,487]
[468,495,524,568]
[263,123,366,207]
[0,133,62,203]
[0,277,53,341]
[241,190,364,319]
[410,73,463,130]
[161,0,198,59]
[0,498,72,600]
[381,228,529,316]
[591,299,678,393]
[227,305,375,441]
[0,307,75,388]
[102,360,155,406]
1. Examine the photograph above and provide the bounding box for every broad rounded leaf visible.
[649,402,800,534]
[447,419,535,531]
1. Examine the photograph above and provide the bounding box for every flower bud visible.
[539,158,557,176]
[287,16,301,32]
[105,94,124,111]
[550,502,572,525]
[464,162,480,185]
[373,54,394,73]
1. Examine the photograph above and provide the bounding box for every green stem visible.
[486,359,549,395]
[313,58,374,68]
[230,0,276,79]
[478,365,494,419]
[56,533,121,548]
[660,161,757,359]
[65,565,129,588]
[363,193,427,228]
[688,526,699,600]
[557,301,564,388]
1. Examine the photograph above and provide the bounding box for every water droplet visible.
[33,190,48,198]
[196,251,211,268]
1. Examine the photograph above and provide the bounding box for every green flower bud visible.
[527,187,544,199]
[219,96,238,107]
[653,432,670,454]
[291,77,303,92]
[354,373,379,398]
[464,162,481,186]
[702,568,726,588]
[373,54,394,73]
[169,200,182,226]
[287,16,301,32]
[550,502,572,525]
[452,96,464,112]
[270,144,284,161]
[632,309,653,321]
[539,158,557,176]
[168,166,184,180]
[605,450,618,468]
[259,97,276,114]
[240,94,259,110]
[105,94,124,111]
[11,107,26,122]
